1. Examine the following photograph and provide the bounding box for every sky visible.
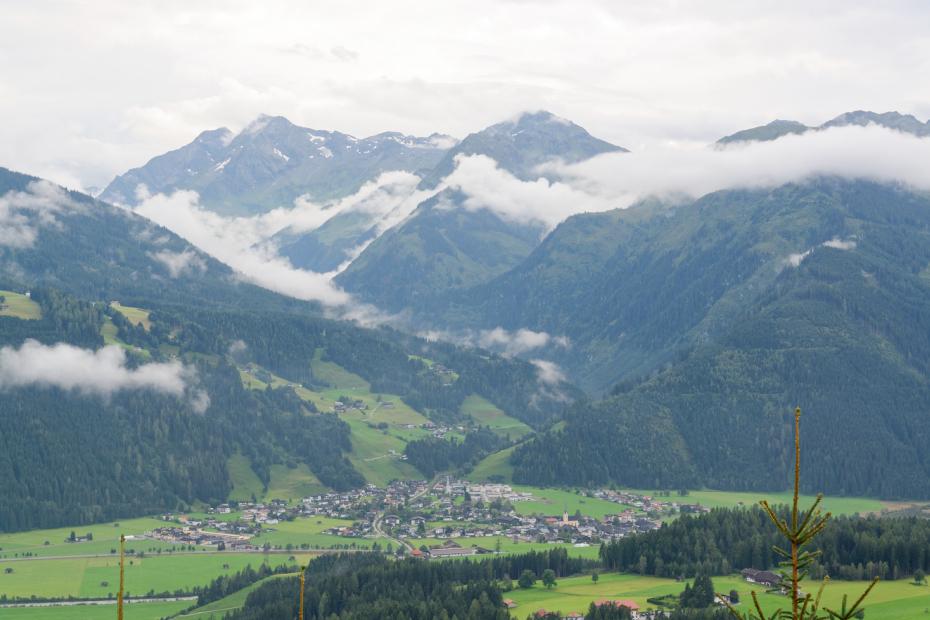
[2,0,930,192]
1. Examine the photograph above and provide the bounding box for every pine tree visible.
[720,408,877,620]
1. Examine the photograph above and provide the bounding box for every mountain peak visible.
[819,110,930,135]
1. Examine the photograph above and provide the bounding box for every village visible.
[141,480,710,559]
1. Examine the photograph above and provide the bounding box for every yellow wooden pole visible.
[117,534,125,620]
[298,566,305,620]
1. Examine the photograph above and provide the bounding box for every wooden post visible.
[118,534,125,620]
[298,566,305,620]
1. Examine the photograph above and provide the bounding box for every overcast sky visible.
[2,0,929,191]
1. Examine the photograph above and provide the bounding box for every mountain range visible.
[4,108,930,530]
[100,114,455,216]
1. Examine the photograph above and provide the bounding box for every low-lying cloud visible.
[134,188,354,307]
[0,180,81,248]
[555,124,930,208]
[785,236,857,268]
[132,172,428,316]
[477,327,570,356]
[530,359,567,385]
[437,125,930,232]
[0,339,208,411]
[149,248,207,278]
[419,326,569,358]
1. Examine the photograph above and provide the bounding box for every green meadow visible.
[175,573,298,618]
[460,395,533,440]
[510,486,634,519]
[0,290,41,319]
[0,517,202,560]
[406,537,601,560]
[250,517,391,549]
[0,553,311,599]
[618,488,885,516]
[0,600,190,620]
[504,571,930,619]
[110,301,152,330]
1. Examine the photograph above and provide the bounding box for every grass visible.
[619,488,884,516]
[175,573,298,618]
[262,464,327,502]
[460,395,533,440]
[0,600,190,620]
[0,517,203,559]
[110,302,152,330]
[406,537,601,560]
[100,317,151,359]
[510,486,634,519]
[227,454,266,502]
[0,290,41,319]
[250,517,389,550]
[0,553,312,599]
[468,445,517,483]
[504,572,930,619]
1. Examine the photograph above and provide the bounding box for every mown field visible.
[0,600,190,620]
[110,301,152,330]
[0,517,206,560]
[505,571,930,619]
[175,573,298,619]
[617,488,885,516]
[460,394,533,440]
[0,552,311,599]
[0,290,41,319]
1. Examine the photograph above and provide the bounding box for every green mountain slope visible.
[505,179,930,498]
[0,167,315,314]
[336,190,546,311]
[337,111,625,309]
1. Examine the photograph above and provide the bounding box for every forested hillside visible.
[0,167,315,314]
[0,283,574,531]
[600,506,930,581]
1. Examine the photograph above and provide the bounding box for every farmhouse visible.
[741,568,782,588]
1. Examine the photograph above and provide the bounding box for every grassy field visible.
[0,517,202,560]
[406,536,602,560]
[505,571,930,619]
[226,453,266,502]
[0,290,41,319]
[0,553,311,599]
[250,517,390,550]
[176,573,298,618]
[460,395,533,440]
[110,302,152,330]
[0,600,190,620]
[619,488,885,516]
[468,445,517,483]
[510,486,634,519]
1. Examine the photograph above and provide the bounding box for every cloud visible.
[822,237,857,251]
[554,125,930,209]
[0,339,207,411]
[477,327,570,356]
[442,154,613,230]
[785,236,858,268]
[6,1,930,193]
[148,248,207,277]
[0,180,81,248]
[530,359,567,385]
[418,326,569,358]
[134,188,354,307]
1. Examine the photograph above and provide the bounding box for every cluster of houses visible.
[592,489,710,519]
[148,525,251,549]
